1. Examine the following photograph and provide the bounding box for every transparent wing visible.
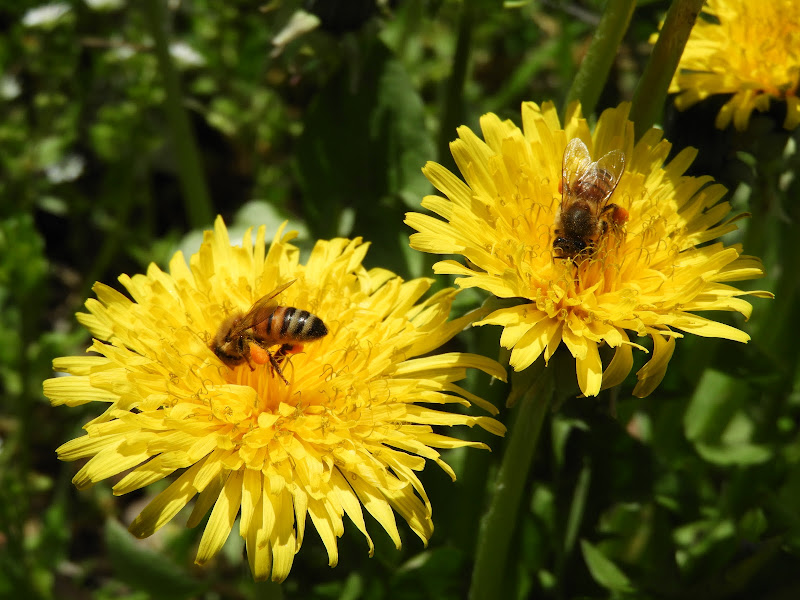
[228,279,296,337]
[561,137,593,209]
[593,149,626,207]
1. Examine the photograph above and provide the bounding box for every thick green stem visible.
[469,361,554,600]
[142,0,214,228]
[563,0,637,118]
[451,324,508,552]
[436,0,475,170]
[630,0,705,139]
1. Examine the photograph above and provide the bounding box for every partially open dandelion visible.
[658,0,800,130]
[44,217,505,582]
[405,102,771,398]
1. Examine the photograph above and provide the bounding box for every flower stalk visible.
[142,0,213,228]
[630,0,705,139]
[469,360,553,600]
[437,0,477,170]
[563,0,637,119]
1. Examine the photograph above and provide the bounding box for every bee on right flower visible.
[553,138,628,260]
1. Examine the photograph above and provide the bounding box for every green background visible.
[1,1,798,598]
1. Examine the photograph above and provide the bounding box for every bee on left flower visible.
[211,280,328,384]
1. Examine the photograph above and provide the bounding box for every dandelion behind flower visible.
[658,0,800,130]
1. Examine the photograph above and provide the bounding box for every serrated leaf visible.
[580,539,634,593]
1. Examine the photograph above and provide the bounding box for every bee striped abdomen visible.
[285,307,328,340]
[260,306,328,343]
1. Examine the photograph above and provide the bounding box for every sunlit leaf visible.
[580,539,635,593]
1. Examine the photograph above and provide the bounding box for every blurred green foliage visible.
[0,0,798,598]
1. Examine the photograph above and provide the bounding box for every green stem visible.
[563,0,637,118]
[630,0,705,140]
[451,324,508,552]
[469,360,554,600]
[437,0,475,170]
[142,0,214,228]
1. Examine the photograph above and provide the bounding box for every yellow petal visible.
[129,461,204,538]
[196,469,243,565]
[246,494,272,581]
[330,469,374,556]
[349,475,401,550]
[576,339,602,397]
[601,335,634,391]
[633,333,676,398]
[240,468,263,538]
[44,375,118,406]
[268,489,297,583]
[308,497,340,567]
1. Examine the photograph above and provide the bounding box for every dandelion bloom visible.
[405,102,770,398]
[44,217,505,582]
[660,0,800,130]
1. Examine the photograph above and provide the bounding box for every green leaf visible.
[104,519,205,600]
[579,539,634,593]
[694,441,771,465]
[390,548,466,600]
[295,37,435,271]
[684,369,739,442]
[684,369,772,465]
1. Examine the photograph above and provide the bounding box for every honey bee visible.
[553,137,628,260]
[211,280,328,384]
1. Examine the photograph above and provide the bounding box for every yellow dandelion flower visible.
[405,102,771,398]
[661,0,800,130]
[44,217,505,582]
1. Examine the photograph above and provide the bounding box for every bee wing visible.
[561,138,593,208]
[593,149,625,206]
[228,279,296,336]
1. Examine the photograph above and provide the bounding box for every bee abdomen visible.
[279,307,328,341]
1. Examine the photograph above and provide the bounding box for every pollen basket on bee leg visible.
[248,343,271,365]
[612,206,629,225]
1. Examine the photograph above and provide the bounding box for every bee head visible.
[553,236,588,258]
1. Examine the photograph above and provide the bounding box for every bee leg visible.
[271,343,305,384]
[274,343,304,364]
[601,203,629,226]
[247,342,289,384]
[267,349,290,385]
